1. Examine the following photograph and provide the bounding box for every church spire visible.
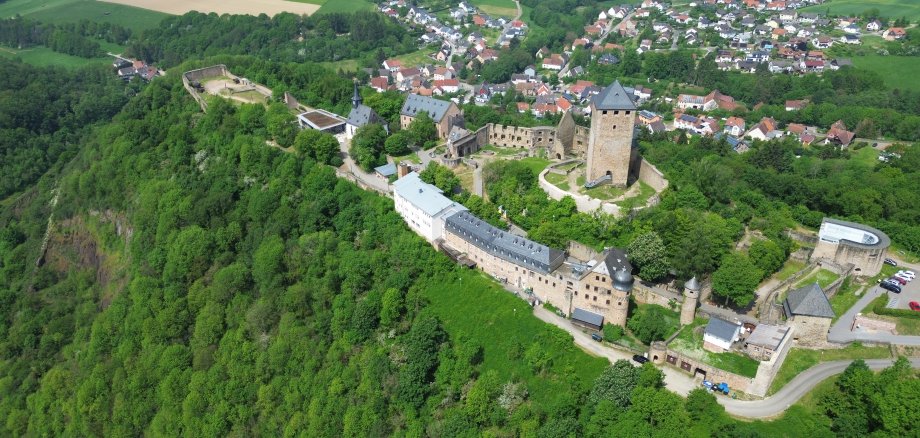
[351,78,362,109]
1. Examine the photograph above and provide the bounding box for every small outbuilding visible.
[703,317,742,353]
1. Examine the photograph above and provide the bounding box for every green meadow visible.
[0,0,168,32]
[800,0,920,21]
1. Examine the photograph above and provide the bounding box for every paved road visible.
[722,358,920,419]
[536,305,920,418]
[829,288,920,346]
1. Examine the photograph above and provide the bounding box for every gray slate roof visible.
[593,80,636,110]
[374,163,397,177]
[347,104,384,129]
[400,93,455,122]
[444,210,564,274]
[572,308,604,328]
[705,317,740,342]
[784,283,835,319]
[392,172,464,217]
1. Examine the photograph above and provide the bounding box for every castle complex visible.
[441,81,639,188]
[394,170,648,330]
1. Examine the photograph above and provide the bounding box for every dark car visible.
[884,258,898,267]
[632,354,649,364]
[909,302,920,312]
[591,333,603,342]
[880,281,902,294]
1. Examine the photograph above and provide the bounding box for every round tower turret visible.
[680,276,701,325]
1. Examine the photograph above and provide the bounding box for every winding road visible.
[536,305,920,419]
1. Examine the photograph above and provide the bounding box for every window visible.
[552,282,556,287]
[593,296,597,301]
[614,110,619,115]
[602,110,608,115]
[594,286,598,292]
[625,111,631,115]
[606,300,610,305]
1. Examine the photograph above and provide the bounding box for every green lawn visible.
[670,319,760,378]
[800,0,920,21]
[794,268,840,290]
[315,0,374,14]
[545,172,570,191]
[828,278,864,321]
[617,181,656,210]
[393,47,437,68]
[775,259,807,281]
[0,45,112,67]
[319,58,361,73]
[0,0,168,33]
[393,152,421,164]
[768,343,892,395]
[849,146,880,167]
[851,56,920,92]
[584,183,626,201]
[420,269,608,404]
[518,157,551,175]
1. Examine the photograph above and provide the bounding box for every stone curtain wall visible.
[637,158,669,192]
[182,65,230,112]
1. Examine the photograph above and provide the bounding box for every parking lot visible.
[884,268,920,310]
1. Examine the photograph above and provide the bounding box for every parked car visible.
[632,354,649,364]
[897,270,916,280]
[884,258,898,266]
[890,276,908,285]
[894,273,912,283]
[910,301,920,312]
[591,333,603,342]
[880,281,902,293]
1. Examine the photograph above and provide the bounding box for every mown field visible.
[0,45,113,67]
[315,0,374,14]
[472,0,518,18]
[0,0,167,32]
[851,55,920,92]
[800,0,920,21]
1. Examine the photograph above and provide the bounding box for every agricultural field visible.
[851,56,920,92]
[101,0,320,16]
[0,0,167,32]
[0,45,112,67]
[800,0,920,21]
[315,0,374,14]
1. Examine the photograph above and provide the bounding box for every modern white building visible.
[392,172,467,243]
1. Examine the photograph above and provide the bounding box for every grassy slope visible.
[800,0,920,21]
[768,344,892,395]
[420,270,608,404]
[851,56,920,92]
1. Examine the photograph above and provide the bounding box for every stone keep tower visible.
[680,276,701,325]
[610,268,634,327]
[586,80,637,187]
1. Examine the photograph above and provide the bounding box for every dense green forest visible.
[128,11,419,66]
[0,17,133,58]
[0,60,135,199]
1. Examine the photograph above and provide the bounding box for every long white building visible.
[392,172,467,243]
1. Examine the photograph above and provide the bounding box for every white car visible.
[894,273,912,283]
[898,270,916,279]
